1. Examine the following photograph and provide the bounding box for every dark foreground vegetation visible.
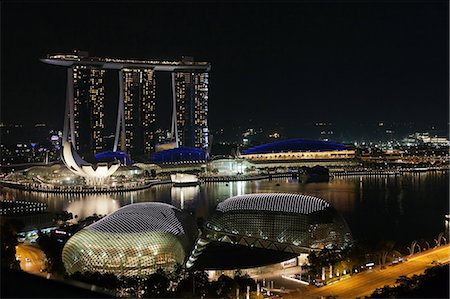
[68,268,257,298]
[370,264,449,298]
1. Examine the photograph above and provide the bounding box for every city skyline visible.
[1,2,449,298]
[2,2,448,135]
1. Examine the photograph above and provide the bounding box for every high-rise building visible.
[72,66,105,158]
[122,68,156,157]
[174,61,209,149]
[42,52,210,163]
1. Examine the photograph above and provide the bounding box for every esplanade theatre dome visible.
[62,203,197,277]
[206,193,352,250]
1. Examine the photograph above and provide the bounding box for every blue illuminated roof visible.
[151,147,209,164]
[95,150,133,165]
[241,138,348,155]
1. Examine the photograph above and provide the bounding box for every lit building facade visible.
[174,61,209,149]
[122,68,156,157]
[72,66,106,157]
[242,150,355,161]
[240,139,356,163]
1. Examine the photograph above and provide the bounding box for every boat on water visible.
[170,173,200,187]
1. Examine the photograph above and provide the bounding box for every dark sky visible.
[1,1,449,134]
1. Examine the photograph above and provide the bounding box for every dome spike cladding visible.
[188,192,353,268]
[62,202,195,277]
[216,193,330,214]
[88,202,185,235]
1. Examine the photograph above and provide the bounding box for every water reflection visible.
[1,171,448,245]
[65,195,120,221]
[171,186,200,210]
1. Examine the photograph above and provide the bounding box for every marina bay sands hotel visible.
[42,51,210,161]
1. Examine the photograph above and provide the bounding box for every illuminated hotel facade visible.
[72,66,105,158]
[173,61,209,149]
[121,68,156,157]
[42,52,210,164]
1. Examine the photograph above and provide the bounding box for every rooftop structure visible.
[151,146,209,164]
[41,53,211,72]
[95,150,132,165]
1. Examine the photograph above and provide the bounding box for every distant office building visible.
[72,65,106,157]
[122,68,156,157]
[174,57,209,150]
[413,133,450,146]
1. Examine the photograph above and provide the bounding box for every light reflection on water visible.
[65,195,120,220]
[1,171,448,245]
[171,186,200,210]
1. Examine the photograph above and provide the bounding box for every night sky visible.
[1,1,449,136]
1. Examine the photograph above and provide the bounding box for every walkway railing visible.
[0,179,171,194]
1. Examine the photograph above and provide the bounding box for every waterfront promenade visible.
[1,166,448,194]
[0,179,171,194]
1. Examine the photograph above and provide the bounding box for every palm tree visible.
[377,240,401,269]
[434,232,447,247]
[434,233,442,247]
[407,240,418,256]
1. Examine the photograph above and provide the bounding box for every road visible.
[285,244,450,299]
[15,244,47,275]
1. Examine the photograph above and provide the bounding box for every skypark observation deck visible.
[41,54,211,71]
